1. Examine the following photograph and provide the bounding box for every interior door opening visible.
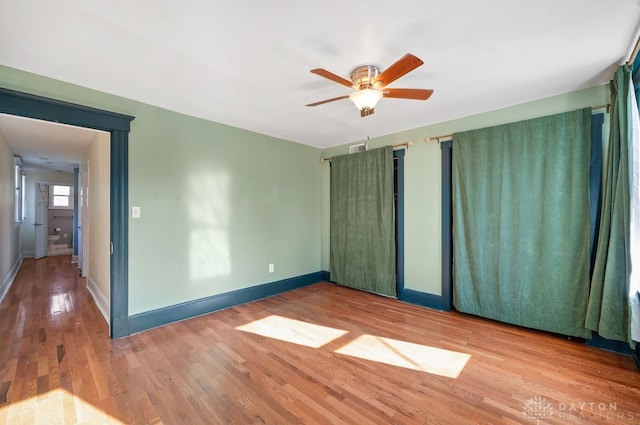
[440,113,604,313]
[0,87,134,338]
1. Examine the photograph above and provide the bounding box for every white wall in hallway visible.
[84,132,110,325]
[0,129,21,304]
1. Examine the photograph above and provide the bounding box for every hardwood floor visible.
[1,256,639,424]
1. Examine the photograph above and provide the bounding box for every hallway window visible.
[21,174,26,220]
[50,185,73,209]
[14,158,24,223]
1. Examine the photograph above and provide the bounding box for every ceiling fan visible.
[306,53,433,117]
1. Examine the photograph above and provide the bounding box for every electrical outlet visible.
[268,264,275,273]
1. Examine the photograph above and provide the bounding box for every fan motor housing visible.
[350,65,381,89]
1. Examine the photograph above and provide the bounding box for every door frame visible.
[393,149,405,297]
[0,87,134,338]
[34,182,49,260]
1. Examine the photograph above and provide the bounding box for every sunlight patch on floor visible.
[335,334,471,378]
[49,292,73,315]
[235,315,471,378]
[0,388,125,424]
[235,314,348,348]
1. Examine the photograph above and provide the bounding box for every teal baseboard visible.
[586,333,634,354]
[399,288,447,311]
[584,333,639,371]
[0,256,22,306]
[112,317,130,338]
[128,271,327,335]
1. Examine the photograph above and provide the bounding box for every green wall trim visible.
[0,87,133,132]
[73,168,79,256]
[110,130,130,338]
[400,288,447,310]
[440,140,453,311]
[128,271,327,334]
[589,113,604,271]
[394,149,405,296]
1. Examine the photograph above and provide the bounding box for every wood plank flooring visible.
[1,256,640,424]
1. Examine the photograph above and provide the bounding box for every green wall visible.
[0,65,323,315]
[321,85,608,296]
[0,63,609,313]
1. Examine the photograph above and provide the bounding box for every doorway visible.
[439,113,605,313]
[0,88,134,338]
[329,149,405,299]
[33,182,76,259]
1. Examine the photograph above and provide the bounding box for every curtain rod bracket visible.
[424,134,452,144]
[626,34,640,66]
[321,141,411,162]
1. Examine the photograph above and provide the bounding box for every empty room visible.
[1,1,640,424]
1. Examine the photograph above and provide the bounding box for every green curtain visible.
[452,108,592,338]
[330,146,396,297]
[585,65,633,344]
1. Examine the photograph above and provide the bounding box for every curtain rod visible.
[423,104,611,144]
[320,141,412,162]
[627,34,640,66]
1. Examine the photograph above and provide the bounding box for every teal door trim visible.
[0,87,134,338]
[393,149,405,296]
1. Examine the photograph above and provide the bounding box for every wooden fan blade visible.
[383,88,434,100]
[374,53,424,87]
[306,95,351,107]
[310,69,354,88]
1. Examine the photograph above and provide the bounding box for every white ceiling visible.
[1,0,639,154]
[0,114,100,173]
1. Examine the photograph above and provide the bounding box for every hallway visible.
[0,256,116,424]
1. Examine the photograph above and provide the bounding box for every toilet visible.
[48,235,60,246]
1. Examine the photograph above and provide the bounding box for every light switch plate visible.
[131,206,141,218]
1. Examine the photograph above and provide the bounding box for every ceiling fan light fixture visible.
[349,89,383,112]
[307,53,432,117]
